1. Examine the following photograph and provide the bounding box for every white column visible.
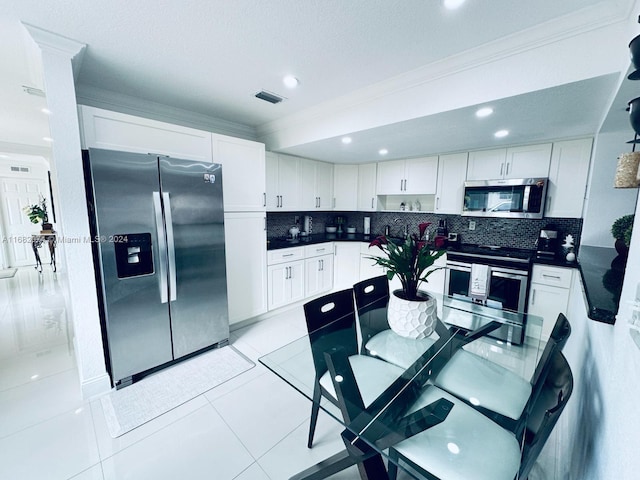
[24,24,111,398]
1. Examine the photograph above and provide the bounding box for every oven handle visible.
[446,261,528,278]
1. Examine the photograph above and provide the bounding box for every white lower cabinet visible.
[268,260,305,310]
[305,254,334,297]
[333,242,362,291]
[528,265,573,341]
[224,212,268,324]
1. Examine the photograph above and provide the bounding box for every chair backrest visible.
[519,350,574,479]
[530,313,572,388]
[352,276,390,348]
[303,289,359,379]
[550,313,572,351]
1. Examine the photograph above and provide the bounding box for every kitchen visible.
[1,1,640,479]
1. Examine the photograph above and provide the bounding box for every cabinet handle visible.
[280,195,283,208]
[264,216,267,231]
[542,274,562,280]
[316,248,325,252]
[531,289,536,305]
[500,163,504,176]
[283,253,294,257]
[506,162,510,176]
[319,259,323,271]
[545,195,551,215]
[436,196,440,210]
[263,192,266,207]
[371,198,374,209]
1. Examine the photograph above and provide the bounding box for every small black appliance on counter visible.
[536,225,559,257]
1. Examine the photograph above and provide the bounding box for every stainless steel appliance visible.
[445,245,532,344]
[536,225,559,257]
[462,178,548,219]
[84,148,229,389]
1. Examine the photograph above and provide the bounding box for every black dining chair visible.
[388,349,574,480]
[433,313,571,432]
[353,275,438,369]
[303,288,404,448]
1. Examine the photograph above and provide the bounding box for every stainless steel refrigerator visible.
[84,148,229,389]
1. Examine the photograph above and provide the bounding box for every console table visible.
[31,233,56,272]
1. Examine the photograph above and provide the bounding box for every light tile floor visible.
[0,267,417,480]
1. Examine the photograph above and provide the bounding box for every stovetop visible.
[447,244,535,266]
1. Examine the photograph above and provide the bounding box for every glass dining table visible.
[259,292,545,480]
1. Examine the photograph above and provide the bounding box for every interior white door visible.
[0,178,49,267]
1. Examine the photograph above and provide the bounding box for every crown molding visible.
[22,23,86,81]
[257,2,632,143]
[0,140,52,158]
[75,84,257,141]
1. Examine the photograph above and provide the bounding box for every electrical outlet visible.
[294,215,300,224]
[469,220,476,231]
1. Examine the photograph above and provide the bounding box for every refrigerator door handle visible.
[153,191,169,304]
[162,192,178,302]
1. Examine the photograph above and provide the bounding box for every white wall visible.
[581,129,639,247]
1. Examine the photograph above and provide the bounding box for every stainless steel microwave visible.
[462,178,548,219]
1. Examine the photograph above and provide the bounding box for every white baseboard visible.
[81,372,112,400]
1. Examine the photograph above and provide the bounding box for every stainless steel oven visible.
[444,246,532,344]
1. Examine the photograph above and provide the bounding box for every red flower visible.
[418,222,432,239]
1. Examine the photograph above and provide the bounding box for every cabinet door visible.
[405,156,438,194]
[268,264,289,310]
[506,143,552,179]
[466,149,507,180]
[277,154,300,210]
[213,134,265,212]
[528,283,570,340]
[376,160,405,194]
[436,153,468,214]
[224,212,267,324]
[299,159,318,210]
[315,161,334,209]
[305,254,333,297]
[334,165,359,211]
[546,139,592,218]
[357,163,378,211]
[333,242,361,290]
[288,260,306,304]
[79,105,212,161]
[265,152,279,210]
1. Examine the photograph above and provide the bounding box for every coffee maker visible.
[536,225,559,257]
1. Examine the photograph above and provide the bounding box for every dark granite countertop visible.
[267,232,378,250]
[577,245,626,324]
[532,253,580,269]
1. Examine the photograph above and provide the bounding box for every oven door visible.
[445,261,529,343]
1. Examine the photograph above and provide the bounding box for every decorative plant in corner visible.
[611,214,634,256]
[367,222,446,339]
[23,195,50,229]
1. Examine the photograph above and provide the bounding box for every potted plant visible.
[23,195,52,230]
[368,222,446,339]
[611,214,634,256]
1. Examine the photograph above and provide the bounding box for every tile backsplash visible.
[267,211,583,251]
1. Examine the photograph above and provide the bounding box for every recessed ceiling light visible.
[283,75,299,88]
[341,136,352,144]
[443,0,466,10]
[379,148,388,155]
[41,108,51,115]
[43,136,53,142]
[476,107,493,118]
[494,130,509,138]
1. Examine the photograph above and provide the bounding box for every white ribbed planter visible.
[387,290,437,339]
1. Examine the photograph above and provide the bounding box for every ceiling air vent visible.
[255,90,284,104]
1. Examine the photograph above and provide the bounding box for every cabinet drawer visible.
[267,247,305,265]
[531,265,573,288]
[305,242,333,258]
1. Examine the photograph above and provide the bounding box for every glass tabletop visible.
[259,291,545,480]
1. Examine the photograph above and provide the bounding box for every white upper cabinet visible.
[435,153,468,214]
[357,163,378,211]
[266,153,301,211]
[211,133,265,212]
[79,105,212,162]
[333,164,359,211]
[546,138,593,218]
[300,159,334,210]
[376,156,438,195]
[466,144,551,180]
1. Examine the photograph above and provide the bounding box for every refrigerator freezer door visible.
[159,158,229,358]
[88,149,173,382]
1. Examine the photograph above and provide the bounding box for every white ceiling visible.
[0,0,639,164]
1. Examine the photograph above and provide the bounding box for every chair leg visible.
[388,447,399,480]
[307,382,322,448]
